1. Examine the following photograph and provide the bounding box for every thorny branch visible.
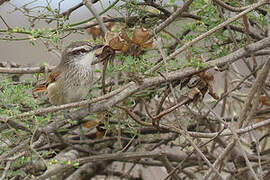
[1,0,270,179]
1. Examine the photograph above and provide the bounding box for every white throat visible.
[79,51,94,66]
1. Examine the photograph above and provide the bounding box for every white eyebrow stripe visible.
[71,45,90,51]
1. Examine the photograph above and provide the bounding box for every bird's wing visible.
[32,70,61,93]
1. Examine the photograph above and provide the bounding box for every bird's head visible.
[61,41,102,66]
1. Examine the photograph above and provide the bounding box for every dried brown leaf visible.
[108,36,125,51]
[141,39,153,48]
[132,27,150,46]
[120,30,133,44]
[86,27,102,38]
[104,32,117,44]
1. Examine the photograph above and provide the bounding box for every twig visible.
[117,106,224,179]
[130,0,171,16]
[117,101,270,140]
[115,105,152,127]
[101,170,141,180]
[213,0,251,12]
[144,97,190,125]
[154,37,178,103]
[167,125,225,180]
[216,5,241,76]
[203,140,237,179]
[0,161,11,180]
[3,36,270,128]
[144,1,171,16]
[0,0,10,6]
[0,65,55,74]
[35,151,164,180]
[150,0,194,37]
[0,15,11,30]
[238,58,270,127]
[164,126,227,180]
[146,0,268,74]
[203,104,260,180]
[46,1,100,23]
[83,0,108,36]
[65,14,164,31]
[65,162,100,180]
[0,58,107,74]
[162,29,182,45]
[229,25,263,40]
[0,139,30,161]
[160,155,181,180]
[102,59,109,94]
[243,15,257,70]
[54,131,90,154]
[243,60,270,128]
[4,119,31,132]
[50,0,120,29]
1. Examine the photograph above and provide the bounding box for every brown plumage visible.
[33,41,102,105]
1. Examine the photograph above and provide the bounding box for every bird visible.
[33,41,103,105]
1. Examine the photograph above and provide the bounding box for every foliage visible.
[0,0,270,179]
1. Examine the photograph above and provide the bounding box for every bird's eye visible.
[72,48,88,55]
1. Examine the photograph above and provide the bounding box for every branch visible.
[46,0,103,23]
[67,0,120,28]
[238,58,270,127]
[0,161,11,180]
[3,36,270,125]
[0,0,10,6]
[101,170,141,180]
[66,162,108,180]
[203,140,237,179]
[213,0,251,12]
[0,58,103,74]
[214,0,267,15]
[0,65,55,74]
[147,0,268,73]
[159,155,181,180]
[150,0,194,37]
[66,12,197,31]
[132,1,171,16]
[0,15,11,30]
[36,151,163,180]
[83,0,108,36]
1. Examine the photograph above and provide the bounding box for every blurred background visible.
[0,0,111,65]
